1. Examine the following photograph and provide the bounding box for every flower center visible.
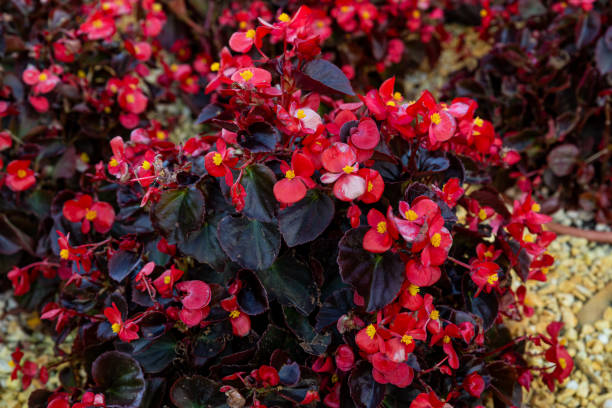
[111,323,121,333]
[126,94,136,104]
[80,153,90,163]
[367,181,373,192]
[60,249,70,260]
[342,165,355,174]
[366,324,376,339]
[92,19,103,29]
[405,209,418,221]
[109,158,118,167]
[229,310,240,319]
[487,273,499,285]
[340,6,350,13]
[473,116,484,127]
[430,232,442,248]
[170,64,178,72]
[393,92,402,101]
[85,209,97,221]
[38,73,48,81]
[285,169,295,180]
[478,208,487,221]
[296,109,306,119]
[17,169,27,179]
[559,358,567,370]
[484,250,493,258]
[239,70,254,82]
[156,131,165,140]
[163,275,171,284]
[141,160,152,170]
[239,21,247,29]
[278,13,290,22]
[412,10,420,18]
[401,335,413,345]
[385,100,396,107]
[361,11,371,19]
[152,2,162,12]
[210,62,220,72]
[523,233,536,243]
[245,29,256,39]
[213,152,223,166]
[480,9,488,17]
[430,310,439,320]
[443,335,451,344]
[408,284,420,296]
[531,203,541,212]
[376,221,387,234]
[430,112,441,125]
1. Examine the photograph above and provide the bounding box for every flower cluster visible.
[0,1,582,408]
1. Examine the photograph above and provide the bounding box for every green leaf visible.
[108,250,141,283]
[151,187,205,244]
[337,227,404,313]
[178,215,227,270]
[241,164,278,222]
[130,334,177,374]
[258,254,316,315]
[283,306,331,355]
[92,351,146,407]
[279,189,334,247]
[170,376,223,408]
[217,215,280,270]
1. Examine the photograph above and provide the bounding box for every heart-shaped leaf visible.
[151,187,205,244]
[217,215,281,270]
[257,254,316,315]
[178,217,227,271]
[129,334,177,374]
[92,351,145,407]
[241,163,278,222]
[279,189,334,247]
[337,227,404,313]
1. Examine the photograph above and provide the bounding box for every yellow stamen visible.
[430,112,441,125]
[524,233,536,243]
[559,358,567,370]
[484,250,493,258]
[405,209,418,221]
[430,232,441,248]
[278,13,290,22]
[408,284,420,296]
[367,181,374,192]
[430,310,439,320]
[239,70,254,82]
[80,152,90,163]
[393,92,402,101]
[156,131,165,140]
[376,221,387,234]
[531,203,541,212]
[85,209,97,221]
[141,160,152,170]
[331,373,338,383]
[443,335,451,343]
[38,73,48,81]
[210,62,220,72]
[366,324,376,339]
[170,64,178,72]
[109,158,118,167]
[8,360,15,368]
[245,29,256,39]
[163,275,171,284]
[340,6,349,13]
[386,100,396,107]
[361,11,370,19]
[212,152,223,166]
[480,9,488,17]
[239,21,247,29]
[104,106,111,113]
[296,109,306,119]
[285,169,295,180]
[152,2,162,12]
[17,169,27,179]
[478,208,487,221]
[92,19,103,29]
[401,335,413,345]
[473,116,484,127]
[487,273,499,285]
[126,94,135,104]
[111,323,121,333]
[342,165,355,174]
[60,249,70,260]
[78,70,86,78]
[229,310,240,319]
[542,267,549,275]
[412,10,420,18]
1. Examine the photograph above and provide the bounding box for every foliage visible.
[0,1,582,408]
